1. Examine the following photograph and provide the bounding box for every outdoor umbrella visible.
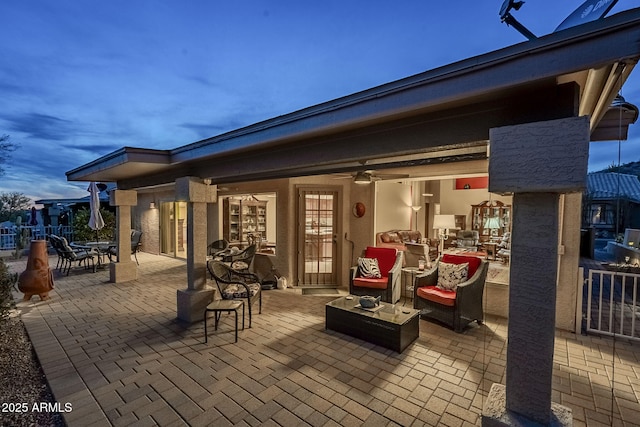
[29,206,37,226]
[88,182,105,242]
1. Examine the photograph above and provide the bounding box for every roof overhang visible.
[66,147,172,182]
[66,8,640,189]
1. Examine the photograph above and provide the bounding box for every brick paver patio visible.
[6,253,640,426]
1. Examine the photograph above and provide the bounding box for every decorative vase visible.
[18,240,55,301]
[359,295,381,308]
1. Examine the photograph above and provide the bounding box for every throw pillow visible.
[437,261,469,291]
[357,257,382,278]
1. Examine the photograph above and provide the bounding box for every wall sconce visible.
[149,202,156,209]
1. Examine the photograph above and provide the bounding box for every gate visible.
[584,268,640,341]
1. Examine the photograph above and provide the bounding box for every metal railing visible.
[0,226,74,250]
[585,268,640,341]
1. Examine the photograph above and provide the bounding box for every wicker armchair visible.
[349,246,402,303]
[413,254,488,332]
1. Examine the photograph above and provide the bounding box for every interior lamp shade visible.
[433,214,456,230]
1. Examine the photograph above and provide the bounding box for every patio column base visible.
[177,288,214,323]
[482,384,572,427]
[109,260,137,283]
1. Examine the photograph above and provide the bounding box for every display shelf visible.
[471,200,510,242]
[223,198,268,244]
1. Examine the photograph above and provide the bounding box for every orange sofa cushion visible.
[353,277,389,289]
[416,285,456,307]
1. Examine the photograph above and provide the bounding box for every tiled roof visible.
[587,172,640,203]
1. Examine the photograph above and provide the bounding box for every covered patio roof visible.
[66,8,640,189]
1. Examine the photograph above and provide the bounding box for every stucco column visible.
[48,206,60,227]
[482,117,589,427]
[109,189,137,283]
[176,177,217,323]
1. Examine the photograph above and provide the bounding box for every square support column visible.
[482,117,589,427]
[48,206,60,227]
[175,177,217,323]
[109,190,138,283]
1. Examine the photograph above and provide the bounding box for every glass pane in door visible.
[300,190,337,285]
[160,201,188,259]
[160,202,174,256]
[175,202,187,259]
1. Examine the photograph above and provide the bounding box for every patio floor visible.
[6,253,640,426]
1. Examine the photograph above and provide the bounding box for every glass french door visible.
[160,201,188,259]
[298,188,340,286]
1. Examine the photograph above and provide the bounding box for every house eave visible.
[66,147,172,183]
[66,8,640,186]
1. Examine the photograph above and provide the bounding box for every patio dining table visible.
[70,241,114,268]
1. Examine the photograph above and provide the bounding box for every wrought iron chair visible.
[207,260,262,328]
[58,236,95,275]
[207,239,230,259]
[108,230,143,265]
[47,234,66,271]
[224,244,256,272]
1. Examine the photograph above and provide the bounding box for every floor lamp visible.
[411,205,421,231]
[433,214,456,256]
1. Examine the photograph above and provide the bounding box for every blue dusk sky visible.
[2,1,640,204]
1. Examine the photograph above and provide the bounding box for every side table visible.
[401,267,421,301]
[484,242,498,261]
[204,300,245,343]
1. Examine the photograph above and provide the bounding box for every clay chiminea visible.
[18,240,55,301]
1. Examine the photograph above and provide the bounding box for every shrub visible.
[72,207,116,242]
[0,259,17,321]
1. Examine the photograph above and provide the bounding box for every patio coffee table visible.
[325,296,419,353]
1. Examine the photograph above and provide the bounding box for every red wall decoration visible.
[455,177,488,190]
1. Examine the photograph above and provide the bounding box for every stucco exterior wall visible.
[130,169,583,331]
[348,181,375,266]
[133,188,174,255]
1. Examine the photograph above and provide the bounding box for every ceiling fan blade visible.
[373,173,410,180]
[330,173,354,180]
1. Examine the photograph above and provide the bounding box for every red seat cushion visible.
[353,277,388,289]
[442,254,481,278]
[417,285,456,307]
[364,246,397,275]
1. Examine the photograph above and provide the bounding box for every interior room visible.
[372,172,513,318]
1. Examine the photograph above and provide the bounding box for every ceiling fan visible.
[334,170,410,184]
